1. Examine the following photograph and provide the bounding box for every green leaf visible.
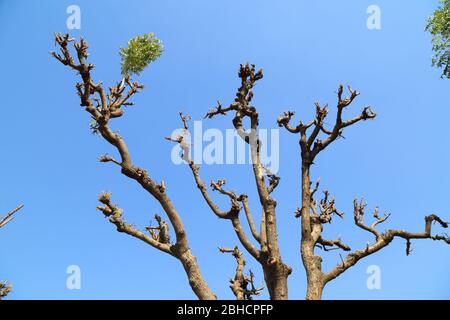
[426,0,450,79]
[119,32,163,76]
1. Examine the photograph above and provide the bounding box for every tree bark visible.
[300,163,326,300]
[262,262,290,300]
[176,246,217,300]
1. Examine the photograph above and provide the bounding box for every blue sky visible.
[0,0,449,299]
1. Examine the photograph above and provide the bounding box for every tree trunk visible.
[306,278,324,300]
[262,262,290,300]
[300,162,325,300]
[260,199,291,300]
[302,241,325,300]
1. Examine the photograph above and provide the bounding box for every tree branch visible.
[0,281,12,300]
[219,246,264,300]
[316,236,351,252]
[0,205,24,229]
[52,33,216,300]
[277,84,377,163]
[240,195,261,242]
[204,64,291,299]
[323,200,449,284]
[167,113,262,261]
[96,192,173,255]
[311,85,376,159]
[0,204,23,299]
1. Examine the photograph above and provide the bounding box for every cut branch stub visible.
[219,246,264,300]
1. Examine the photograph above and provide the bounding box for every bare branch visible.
[0,205,24,299]
[166,113,262,261]
[278,84,376,166]
[306,102,329,148]
[0,205,24,229]
[316,236,351,252]
[202,64,291,298]
[219,246,264,300]
[96,192,173,255]
[146,214,171,245]
[353,199,388,240]
[53,34,216,300]
[264,167,280,194]
[210,180,261,260]
[0,281,12,300]
[310,190,344,225]
[310,85,376,159]
[324,203,450,284]
[277,111,314,134]
[98,154,121,166]
[240,195,261,242]
[310,179,320,199]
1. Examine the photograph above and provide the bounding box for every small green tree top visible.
[426,0,450,79]
[119,32,163,76]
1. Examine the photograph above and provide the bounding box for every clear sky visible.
[0,0,449,300]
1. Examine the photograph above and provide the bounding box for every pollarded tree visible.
[51,33,450,300]
[0,205,23,299]
[427,0,450,78]
[276,89,450,299]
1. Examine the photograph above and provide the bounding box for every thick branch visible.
[324,203,449,284]
[52,33,216,300]
[97,192,173,255]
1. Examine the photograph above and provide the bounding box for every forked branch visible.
[219,246,264,300]
[166,113,261,261]
[323,199,449,284]
[277,84,376,163]
[52,33,216,300]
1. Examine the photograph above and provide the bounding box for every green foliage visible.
[119,32,163,76]
[426,0,450,79]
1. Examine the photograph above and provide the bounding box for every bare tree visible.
[52,33,449,300]
[277,85,450,299]
[0,204,23,299]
